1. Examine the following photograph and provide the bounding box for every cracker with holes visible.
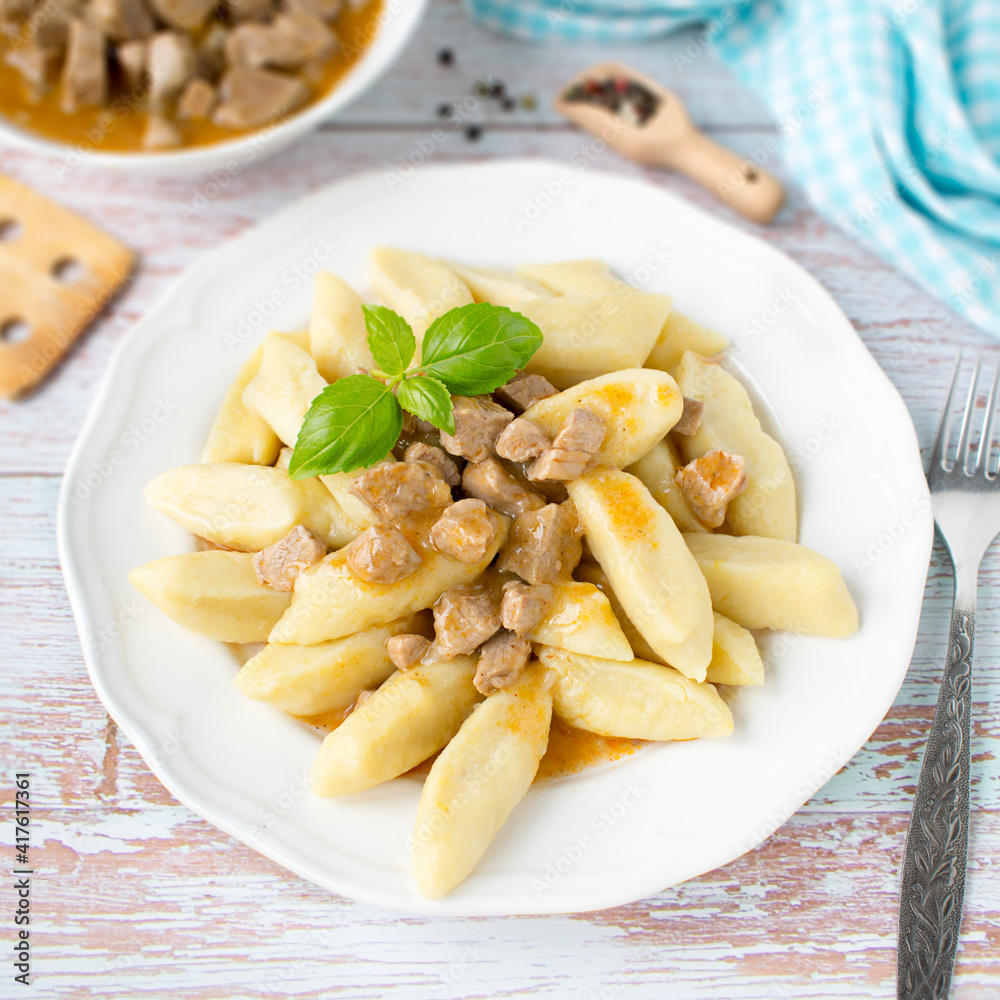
[0,175,134,399]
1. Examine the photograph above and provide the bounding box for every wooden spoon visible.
[554,61,785,225]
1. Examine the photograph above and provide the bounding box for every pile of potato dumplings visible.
[129,250,858,899]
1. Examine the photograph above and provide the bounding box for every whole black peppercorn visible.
[465,124,482,141]
[437,48,454,66]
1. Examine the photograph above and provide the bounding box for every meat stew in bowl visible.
[0,0,382,151]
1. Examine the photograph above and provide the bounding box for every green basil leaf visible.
[397,376,455,435]
[418,303,544,395]
[288,374,402,478]
[362,304,415,376]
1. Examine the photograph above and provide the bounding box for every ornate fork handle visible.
[897,602,974,1000]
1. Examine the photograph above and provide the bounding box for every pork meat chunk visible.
[4,43,62,91]
[346,524,422,584]
[350,461,452,524]
[116,39,146,88]
[461,457,545,518]
[149,0,216,32]
[90,0,153,41]
[499,500,583,585]
[252,524,327,591]
[227,0,276,21]
[494,373,557,414]
[147,30,196,104]
[386,633,430,671]
[528,408,606,482]
[212,67,308,130]
[60,19,107,114]
[177,77,217,119]
[494,417,551,463]
[473,630,531,695]
[673,397,704,436]
[674,448,748,528]
[143,113,182,149]
[430,585,501,660]
[429,498,499,564]
[500,580,555,635]
[404,441,460,487]
[439,395,513,463]
[225,11,334,71]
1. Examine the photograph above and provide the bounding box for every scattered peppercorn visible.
[437,102,453,119]
[465,124,482,141]
[437,48,454,66]
[501,97,515,112]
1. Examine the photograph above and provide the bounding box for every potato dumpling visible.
[645,312,730,374]
[707,613,764,686]
[525,581,632,662]
[684,533,858,637]
[447,262,552,307]
[242,333,328,448]
[310,657,481,797]
[310,272,374,382]
[144,462,358,551]
[524,369,683,469]
[200,344,281,466]
[518,292,672,389]
[567,469,714,680]
[234,616,425,717]
[675,350,796,542]
[129,550,291,643]
[538,646,733,740]
[368,247,473,341]
[412,665,553,899]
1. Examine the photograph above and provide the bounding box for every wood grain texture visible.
[1,2,999,997]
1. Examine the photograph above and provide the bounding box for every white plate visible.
[59,160,933,915]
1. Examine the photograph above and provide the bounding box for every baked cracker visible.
[0,175,134,399]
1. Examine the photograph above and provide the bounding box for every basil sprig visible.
[288,302,543,479]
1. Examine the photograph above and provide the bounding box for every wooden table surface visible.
[2,2,999,997]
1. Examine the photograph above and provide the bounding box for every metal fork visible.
[897,353,1000,999]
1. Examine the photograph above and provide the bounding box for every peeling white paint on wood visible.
[1,2,999,997]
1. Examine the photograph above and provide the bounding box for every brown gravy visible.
[0,0,383,153]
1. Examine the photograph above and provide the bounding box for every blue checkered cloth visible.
[468,0,1000,336]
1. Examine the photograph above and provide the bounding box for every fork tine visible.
[956,354,981,473]
[931,353,964,472]
[976,359,1000,475]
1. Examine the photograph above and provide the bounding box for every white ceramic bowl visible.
[0,0,427,176]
